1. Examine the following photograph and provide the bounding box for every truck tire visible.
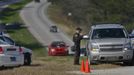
[123,59,134,66]
[123,61,132,66]
[24,53,31,66]
[124,51,134,66]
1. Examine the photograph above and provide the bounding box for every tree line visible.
[48,0,134,29]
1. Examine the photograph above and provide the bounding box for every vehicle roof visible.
[0,35,7,37]
[91,24,124,29]
[51,41,66,47]
[51,41,65,44]
[50,25,57,27]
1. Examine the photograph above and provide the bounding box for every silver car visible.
[84,24,134,65]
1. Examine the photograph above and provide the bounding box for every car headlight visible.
[124,43,131,50]
[91,43,99,52]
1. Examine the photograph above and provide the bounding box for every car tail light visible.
[51,49,55,52]
[19,47,23,53]
[0,47,3,54]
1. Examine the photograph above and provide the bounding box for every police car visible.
[0,35,32,65]
[0,40,24,68]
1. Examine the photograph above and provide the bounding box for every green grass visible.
[7,28,46,57]
[0,0,46,57]
[0,0,32,23]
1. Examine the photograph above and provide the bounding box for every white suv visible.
[84,24,134,65]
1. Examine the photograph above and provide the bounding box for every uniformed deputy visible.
[73,27,83,65]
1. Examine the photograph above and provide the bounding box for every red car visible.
[48,41,69,56]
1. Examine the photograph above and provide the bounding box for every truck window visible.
[92,28,126,39]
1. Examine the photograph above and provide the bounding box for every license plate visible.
[10,57,16,61]
[107,56,117,60]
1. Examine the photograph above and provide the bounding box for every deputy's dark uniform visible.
[73,29,83,65]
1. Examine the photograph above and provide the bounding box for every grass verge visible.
[0,0,46,57]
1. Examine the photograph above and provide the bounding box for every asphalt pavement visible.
[68,66,134,75]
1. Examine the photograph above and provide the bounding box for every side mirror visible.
[83,35,89,39]
[129,34,134,38]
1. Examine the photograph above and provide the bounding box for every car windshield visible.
[92,28,126,39]
[51,26,57,28]
[51,41,65,47]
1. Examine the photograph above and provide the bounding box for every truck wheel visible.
[124,51,134,66]
[123,61,134,66]
[24,53,31,66]
[0,66,4,70]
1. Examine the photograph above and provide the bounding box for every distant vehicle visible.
[83,24,134,65]
[5,22,22,29]
[0,40,24,68]
[48,41,69,56]
[50,26,58,33]
[0,23,6,32]
[129,30,134,50]
[0,35,32,65]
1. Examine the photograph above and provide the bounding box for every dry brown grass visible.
[0,56,122,75]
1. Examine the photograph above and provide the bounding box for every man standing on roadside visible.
[73,27,83,65]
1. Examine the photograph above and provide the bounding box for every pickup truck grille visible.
[100,48,123,52]
[99,44,123,52]
[100,44,123,47]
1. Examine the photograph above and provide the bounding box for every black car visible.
[50,26,58,32]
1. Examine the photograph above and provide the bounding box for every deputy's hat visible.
[76,27,82,31]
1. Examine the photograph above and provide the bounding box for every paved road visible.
[68,66,134,75]
[20,0,74,54]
